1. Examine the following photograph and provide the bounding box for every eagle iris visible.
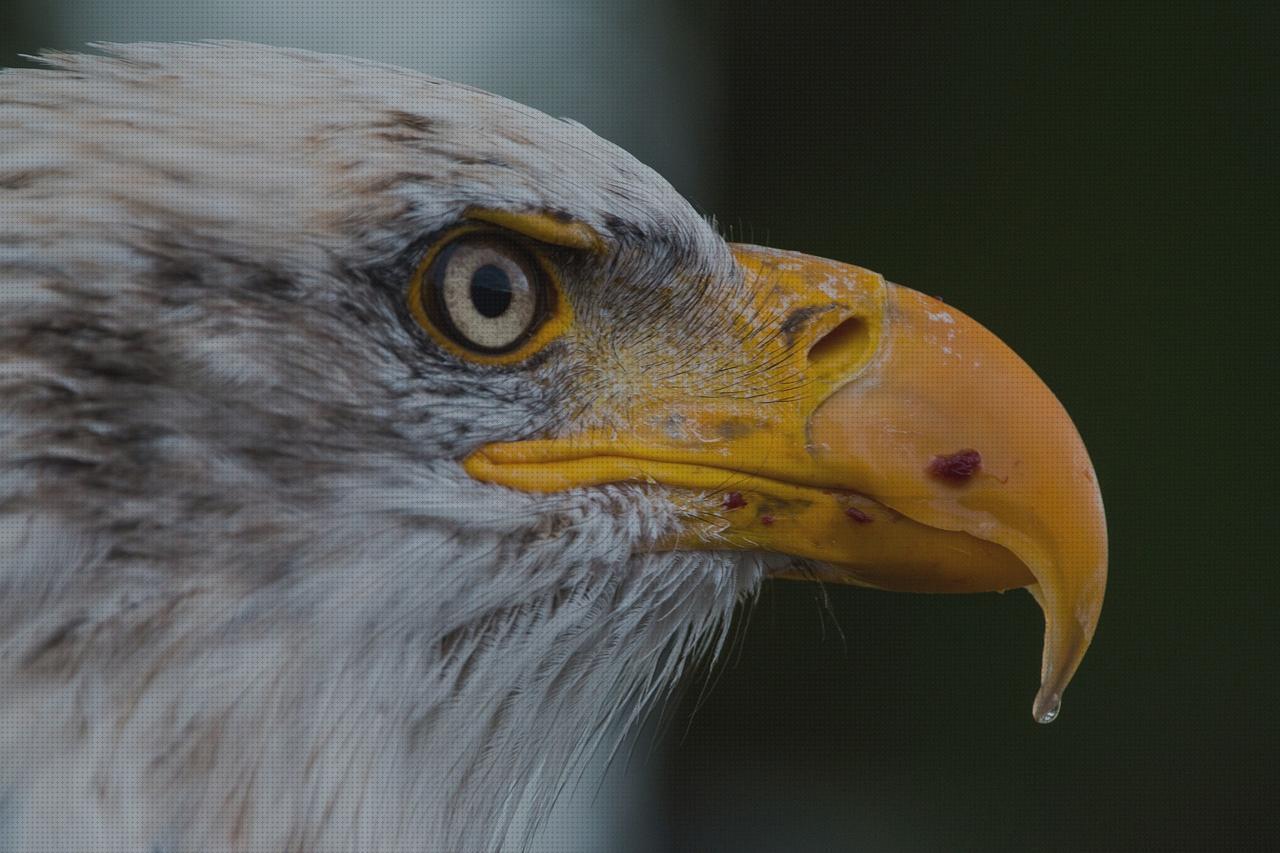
[421,234,546,354]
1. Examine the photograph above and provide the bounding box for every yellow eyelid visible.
[407,224,574,366]
[464,207,605,253]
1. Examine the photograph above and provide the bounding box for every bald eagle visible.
[0,43,1106,852]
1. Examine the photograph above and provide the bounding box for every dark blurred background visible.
[4,2,1275,850]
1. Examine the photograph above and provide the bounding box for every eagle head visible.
[0,42,1106,852]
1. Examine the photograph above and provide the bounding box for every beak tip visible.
[1033,688,1062,724]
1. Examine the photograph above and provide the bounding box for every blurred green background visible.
[4,1,1275,850]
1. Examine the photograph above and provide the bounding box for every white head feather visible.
[0,42,763,852]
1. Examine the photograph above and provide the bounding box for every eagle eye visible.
[410,230,567,360]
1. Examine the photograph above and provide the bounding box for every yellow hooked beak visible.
[465,244,1107,723]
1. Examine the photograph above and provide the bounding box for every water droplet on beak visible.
[1034,690,1062,724]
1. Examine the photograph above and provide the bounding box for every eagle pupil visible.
[469,264,512,318]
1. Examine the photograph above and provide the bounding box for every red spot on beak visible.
[723,492,747,510]
[927,449,982,484]
[760,514,775,526]
[844,506,873,524]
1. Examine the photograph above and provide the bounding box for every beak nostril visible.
[807,317,869,368]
